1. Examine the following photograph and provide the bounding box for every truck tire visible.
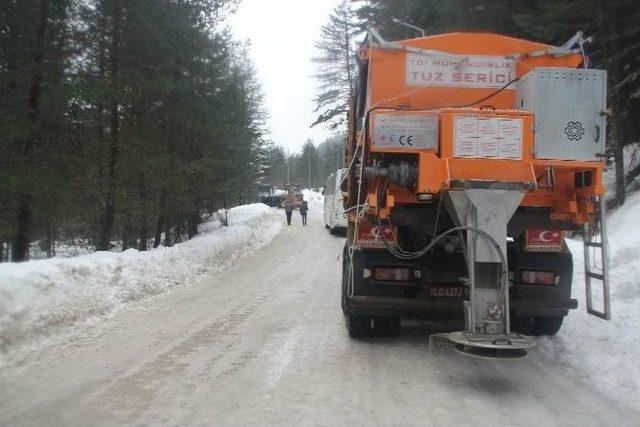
[513,315,564,336]
[347,314,372,337]
[531,316,564,336]
[341,247,349,314]
[341,277,349,314]
[373,316,401,337]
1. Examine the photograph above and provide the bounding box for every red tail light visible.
[521,270,557,286]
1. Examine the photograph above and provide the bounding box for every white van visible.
[323,168,348,233]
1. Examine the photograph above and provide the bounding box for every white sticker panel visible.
[406,53,516,88]
[497,118,522,159]
[373,114,438,150]
[477,118,499,157]
[454,116,522,159]
[453,116,477,157]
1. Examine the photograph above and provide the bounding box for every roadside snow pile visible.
[538,190,640,406]
[0,204,281,357]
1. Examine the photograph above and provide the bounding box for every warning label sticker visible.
[406,53,515,88]
[454,116,522,159]
[497,119,522,159]
[453,116,478,157]
[373,114,438,150]
[477,118,499,157]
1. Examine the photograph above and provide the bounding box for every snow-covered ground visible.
[1,187,639,421]
[539,190,640,404]
[0,204,282,360]
[302,188,324,208]
[2,201,637,425]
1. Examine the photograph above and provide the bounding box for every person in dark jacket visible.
[300,201,308,226]
[284,201,293,225]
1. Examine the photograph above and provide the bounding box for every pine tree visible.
[596,0,640,206]
[260,143,288,188]
[357,0,521,40]
[312,0,360,130]
[317,133,346,182]
[0,0,72,260]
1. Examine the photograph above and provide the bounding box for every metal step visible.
[583,196,611,321]
[586,271,604,281]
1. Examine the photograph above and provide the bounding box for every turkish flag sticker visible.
[525,229,564,252]
[357,224,397,248]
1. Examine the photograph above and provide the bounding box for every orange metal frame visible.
[356,33,604,226]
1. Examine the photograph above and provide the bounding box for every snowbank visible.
[0,204,282,358]
[538,190,640,407]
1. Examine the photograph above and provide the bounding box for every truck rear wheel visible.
[341,246,349,314]
[373,316,401,337]
[347,314,372,337]
[513,315,564,336]
[341,280,349,315]
[531,316,564,336]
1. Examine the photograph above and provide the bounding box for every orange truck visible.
[284,184,304,209]
[341,31,610,357]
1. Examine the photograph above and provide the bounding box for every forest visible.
[1,0,265,261]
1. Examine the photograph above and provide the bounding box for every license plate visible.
[429,285,469,299]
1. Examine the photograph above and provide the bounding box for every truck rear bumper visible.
[511,298,578,316]
[349,295,577,317]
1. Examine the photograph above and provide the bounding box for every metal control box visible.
[516,67,607,161]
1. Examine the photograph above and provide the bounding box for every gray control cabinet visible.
[516,67,607,161]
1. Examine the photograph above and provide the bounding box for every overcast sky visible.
[230,0,341,153]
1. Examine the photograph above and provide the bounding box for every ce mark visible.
[398,135,413,146]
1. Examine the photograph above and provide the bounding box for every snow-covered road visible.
[0,204,638,426]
